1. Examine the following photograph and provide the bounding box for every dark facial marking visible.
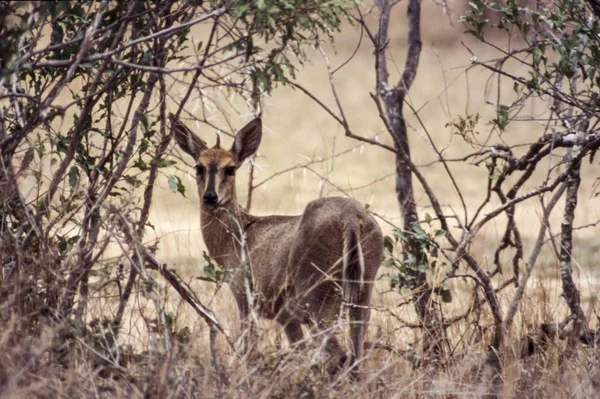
[224,165,236,176]
[205,162,218,194]
[195,164,206,177]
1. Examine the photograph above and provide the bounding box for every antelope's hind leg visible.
[348,304,369,374]
[289,289,349,374]
[314,323,349,376]
[283,320,304,348]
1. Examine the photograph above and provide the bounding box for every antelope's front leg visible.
[232,288,259,357]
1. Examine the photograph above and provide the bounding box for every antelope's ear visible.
[169,113,208,159]
[231,118,262,165]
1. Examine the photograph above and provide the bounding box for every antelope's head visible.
[170,114,262,209]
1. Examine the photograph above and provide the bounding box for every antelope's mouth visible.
[201,198,227,209]
[216,198,229,207]
[202,202,219,210]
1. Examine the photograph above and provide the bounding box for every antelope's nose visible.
[203,191,218,205]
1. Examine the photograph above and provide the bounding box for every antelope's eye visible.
[224,166,236,176]
[195,164,205,176]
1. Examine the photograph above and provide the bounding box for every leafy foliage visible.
[383,214,451,303]
[460,0,600,126]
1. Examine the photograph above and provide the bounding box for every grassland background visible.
[25,2,600,396]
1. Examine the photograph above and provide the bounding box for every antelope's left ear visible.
[231,118,262,165]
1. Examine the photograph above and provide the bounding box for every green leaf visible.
[56,136,70,153]
[140,50,152,65]
[383,235,395,253]
[394,228,405,240]
[158,158,177,168]
[165,312,176,330]
[234,4,250,18]
[203,265,217,282]
[168,175,186,197]
[141,115,149,136]
[57,234,80,255]
[416,264,429,272]
[145,221,156,231]
[413,224,426,237]
[37,142,46,157]
[89,266,110,277]
[134,159,149,171]
[19,147,35,174]
[124,175,142,188]
[68,165,79,188]
[168,175,177,192]
[424,213,432,225]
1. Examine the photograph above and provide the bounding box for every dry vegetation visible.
[2,0,600,398]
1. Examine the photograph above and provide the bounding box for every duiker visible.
[171,114,383,370]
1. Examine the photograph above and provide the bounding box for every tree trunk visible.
[559,156,587,345]
[375,0,445,359]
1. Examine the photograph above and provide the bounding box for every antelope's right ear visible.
[169,113,208,159]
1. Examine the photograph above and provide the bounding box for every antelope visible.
[170,114,383,370]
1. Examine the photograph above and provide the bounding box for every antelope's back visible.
[288,197,383,301]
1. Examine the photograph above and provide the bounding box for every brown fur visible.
[170,114,383,370]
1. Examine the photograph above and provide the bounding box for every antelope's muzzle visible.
[203,191,218,205]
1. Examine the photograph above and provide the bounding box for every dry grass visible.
[4,278,599,397]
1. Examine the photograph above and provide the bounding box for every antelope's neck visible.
[199,202,254,267]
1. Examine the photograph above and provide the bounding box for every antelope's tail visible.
[342,222,365,306]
